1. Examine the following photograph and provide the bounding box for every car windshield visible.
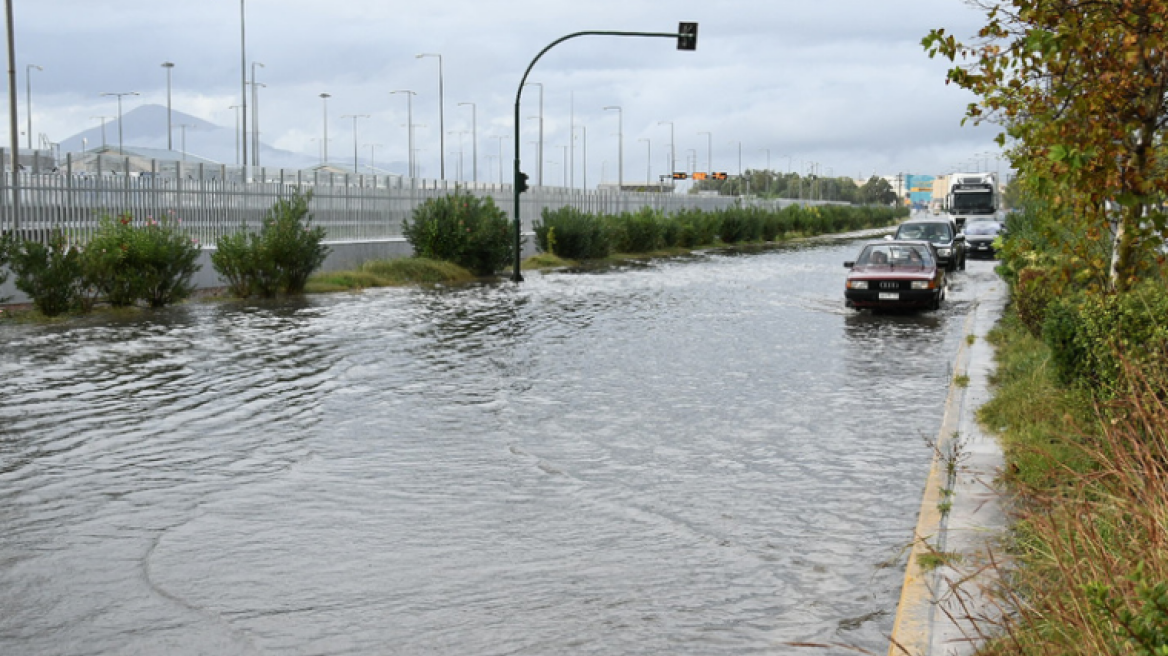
[965,222,1001,235]
[896,222,952,243]
[858,243,934,268]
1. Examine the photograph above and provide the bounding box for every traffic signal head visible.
[713,172,728,180]
[517,171,529,193]
[692,172,708,181]
[677,22,698,51]
[671,172,688,180]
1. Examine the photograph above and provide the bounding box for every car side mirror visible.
[844,261,855,268]
[883,234,893,240]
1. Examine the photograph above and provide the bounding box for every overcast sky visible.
[8,0,1003,185]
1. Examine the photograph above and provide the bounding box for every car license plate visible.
[879,292,899,300]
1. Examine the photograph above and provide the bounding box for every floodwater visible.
[0,234,999,655]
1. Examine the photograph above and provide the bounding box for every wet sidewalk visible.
[887,275,1009,655]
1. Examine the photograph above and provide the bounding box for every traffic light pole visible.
[511,26,696,282]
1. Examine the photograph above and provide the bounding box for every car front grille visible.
[877,280,907,290]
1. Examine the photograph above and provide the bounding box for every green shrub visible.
[1043,282,1168,394]
[0,231,13,304]
[534,206,610,259]
[402,189,513,276]
[1014,267,1060,338]
[211,189,330,297]
[82,213,202,307]
[9,230,85,316]
[718,206,763,244]
[262,192,330,294]
[607,207,665,253]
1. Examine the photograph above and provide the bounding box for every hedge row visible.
[532,203,907,260]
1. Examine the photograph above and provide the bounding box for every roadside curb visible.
[887,278,1008,656]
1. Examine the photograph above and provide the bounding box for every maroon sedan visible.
[844,240,946,311]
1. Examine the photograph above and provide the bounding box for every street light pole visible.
[99,91,139,154]
[90,116,111,149]
[458,101,477,182]
[390,90,416,177]
[658,121,674,177]
[319,92,330,165]
[416,53,445,180]
[492,134,508,184]
[603,105,622,188]
[178,123,194,161]
[524,82,543,186]
[25,64,41,150]
[341,114,369,172]
[228,105,241,166]
[161,62,174,151]
[250,61,264,166]
[239,0,248,171]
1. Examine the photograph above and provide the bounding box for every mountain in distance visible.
[55,104,404,173]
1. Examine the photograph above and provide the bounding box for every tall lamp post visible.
[658,120,675,178]
[160,61,174,150]
[491,134,508,184]
[457,101,476,183]
[340,114,368,172]
[90,116,111,149]
[390,90,415,178]
[318,92,330,165]
[524,82,543,186]
[250,61,264,166]
[698,130,712,174]
[603,105,622,188]
[25,63,41,150]
[99,91,139,154]
[239,0,248,170]
[415,52,445,180]
[177,123,194,161]
[229,105,241,166]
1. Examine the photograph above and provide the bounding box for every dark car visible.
[844,240,946,311]
[891,218,966,271]
[963,219,1004,258]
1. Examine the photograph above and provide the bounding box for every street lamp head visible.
[28,64,43,72]
[161,61,174,69]
[320,92,330,99]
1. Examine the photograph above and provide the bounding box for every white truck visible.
[946,172,998,229]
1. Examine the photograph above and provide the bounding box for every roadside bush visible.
[402,189,512,276]
[718,206,763,244]
[1043,282,1168,394]
[607,207,665,253]
[211,189,330,297]
[0,231,12,304]
[83,213,201,307]
[263,192,330,294]
[8,230,85,316]
[534,206,610,260]
[673,208,720,248]
[1013,266,1061,338]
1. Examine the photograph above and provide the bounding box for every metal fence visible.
[0,154,819,246]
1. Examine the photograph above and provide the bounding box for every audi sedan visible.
[844,240,946,311]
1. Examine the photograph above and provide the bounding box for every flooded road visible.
[0,236,1002,655]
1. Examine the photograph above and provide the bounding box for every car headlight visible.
[848,280,868,290]
[911,280,934,290]
[937,247,951,256]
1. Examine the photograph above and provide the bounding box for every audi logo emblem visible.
[880,282,898,289]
